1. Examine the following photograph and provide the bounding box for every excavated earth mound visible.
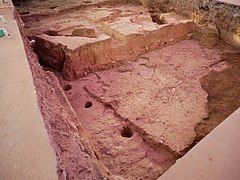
[15,0,240,179]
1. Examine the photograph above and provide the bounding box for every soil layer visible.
[15,0,240,179]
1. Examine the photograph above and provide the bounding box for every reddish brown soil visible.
[56,71,177,179]
[60,40,221,154]
[54,40,240,179]
[24,3,194,80]
[15,0,240,179]
[196,51,240,140]
[18,15,110,180]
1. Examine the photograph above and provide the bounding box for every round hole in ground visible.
[14,3,21,7]
[121,126,133,138]
[63,84,72,91]
[84,101,92,108]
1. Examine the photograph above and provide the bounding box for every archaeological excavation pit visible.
[9,0,240,179]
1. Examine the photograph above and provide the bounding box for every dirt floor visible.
[196,51,240,140]
[54,40,223,179]
[15,0,240,179]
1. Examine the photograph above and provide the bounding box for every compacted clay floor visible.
[15,0,240,179]
[56,40,221,179]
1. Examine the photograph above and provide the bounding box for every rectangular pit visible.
[13,0,240,179]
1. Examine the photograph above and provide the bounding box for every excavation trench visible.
[16,1,240,179]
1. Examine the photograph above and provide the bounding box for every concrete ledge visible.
[159,108,240,180]
[0,3,57,180]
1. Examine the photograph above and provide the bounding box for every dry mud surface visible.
[15,0,240,179]
[56,40,222,179]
